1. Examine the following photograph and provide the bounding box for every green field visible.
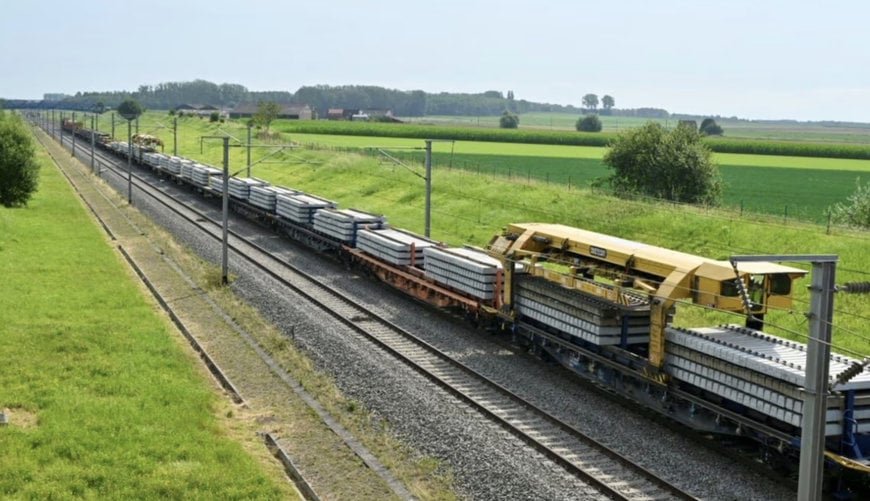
[411,112,870,144]
[0,139,291,499]
[89,113,870,224]
[278,131,870,224]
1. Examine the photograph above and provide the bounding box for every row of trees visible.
[24,80,616,118]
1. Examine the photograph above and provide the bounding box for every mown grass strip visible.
[0,141,291,499]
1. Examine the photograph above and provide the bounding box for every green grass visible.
[0,143,290,499]
[95,115,870,224]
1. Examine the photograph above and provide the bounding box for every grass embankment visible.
[0,143,293,498]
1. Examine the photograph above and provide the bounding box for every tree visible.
[603,122,721,205]
[0,112,40,207]
[827,179,870,228]
[582,93,599,111]
[254,101,281,133]
[117,98,145,120]
[699,117,723,136]
[499,110,519,129]
[576,114,602,132]
[601,95,614,115]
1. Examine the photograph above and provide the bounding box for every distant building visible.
[229,102,313,120]
[340,108,399,122]
[327,108,354,120]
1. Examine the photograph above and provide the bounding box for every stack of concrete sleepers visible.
[228,177,268,200]
[276,193,337,224]
[142,152,164,169]
[423,247,502,300]
[165,156,183,175]
[191,164,223,187]
[356,228,436,267]
[513,275,651,346]
[179,159,195,180]
[312,208,386,245]
[158,155,174,172]
[665,324,870,435]
[248,186,299,212]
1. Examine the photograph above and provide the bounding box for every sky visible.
[2,0,869,122]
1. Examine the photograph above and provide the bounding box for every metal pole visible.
[798,257,838,501]
[90,115,95,172]
[111,112,115,139]
[127,120,133,204]
[71,112,77,157]
[135,116,139,136]
[59,111,64,144]
[246,123,252,178]
[221,137,230,285]
[173,117,178,156]
[424,139,432,238]
[731,253,838,501]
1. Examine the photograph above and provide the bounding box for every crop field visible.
[282,132,870,224]
[412,113,870,144]
[0,139,292,499]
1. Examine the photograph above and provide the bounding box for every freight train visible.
[58,118,870,492]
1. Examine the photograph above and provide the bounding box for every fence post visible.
[827,213,831,235]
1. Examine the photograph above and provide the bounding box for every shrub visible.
[499,111,519,129]
[604,121,721,205]
[700,117,723,136]
[0,113,40,207]
[576,114,602,132]
[209,111,220,122]
[827,179,870,228]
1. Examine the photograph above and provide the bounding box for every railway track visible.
[59,129,697,500]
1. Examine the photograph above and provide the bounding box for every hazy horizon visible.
[3,0,868,123]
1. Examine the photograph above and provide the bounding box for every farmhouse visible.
[229,102,313,120]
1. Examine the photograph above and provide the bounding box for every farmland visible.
[280,131,870,224]
[93,112,870,224]
[411,112,870,145]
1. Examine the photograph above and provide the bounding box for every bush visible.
[499,111,519,129]
[603,122,721,205]
[0,113,40,207]
[209,111,220,122]
[828,179,870,228]
[700,117,723,136]
[576,114,602,132]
